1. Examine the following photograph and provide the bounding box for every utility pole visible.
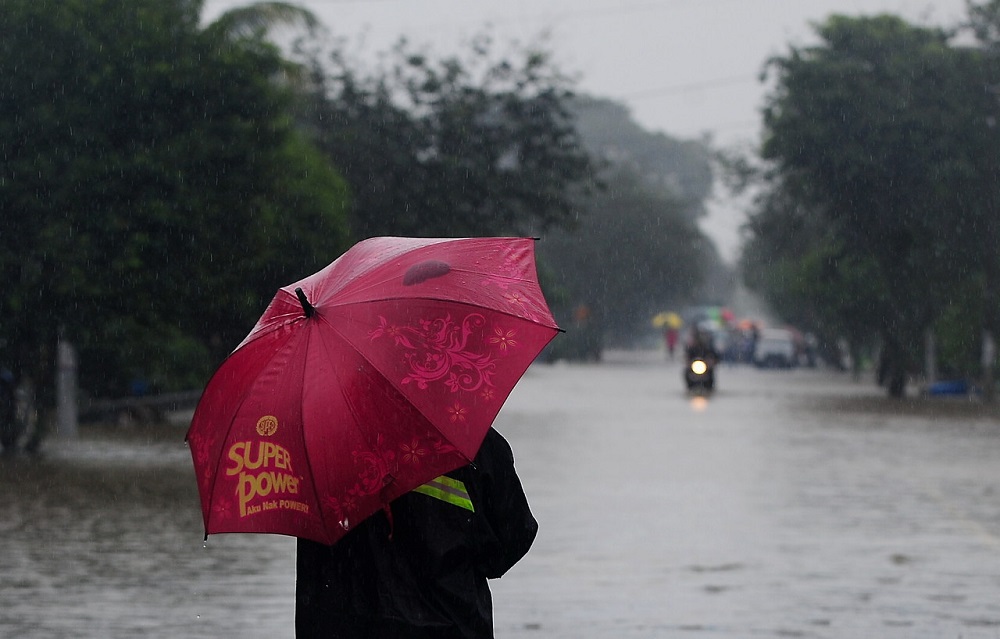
[983,329,996,403]
[924,328,936,388]
[56,337,78,438]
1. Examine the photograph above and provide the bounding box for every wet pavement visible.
[4,350,1000,637]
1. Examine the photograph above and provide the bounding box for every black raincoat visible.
[296,428,538,639]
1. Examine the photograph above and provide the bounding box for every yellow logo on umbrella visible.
[256,415,278,437]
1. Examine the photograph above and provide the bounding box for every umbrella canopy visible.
[186,237,559,545]
[652,311,683,329]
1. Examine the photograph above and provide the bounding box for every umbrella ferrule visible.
[295,288,315,318]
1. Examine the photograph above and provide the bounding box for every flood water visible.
[5,350,1000,638]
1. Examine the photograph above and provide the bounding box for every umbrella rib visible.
[234,303,303,351]
[296,321,338,541]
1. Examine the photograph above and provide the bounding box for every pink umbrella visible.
[186,237,559,544]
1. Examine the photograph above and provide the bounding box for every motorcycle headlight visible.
[690,360,708,375]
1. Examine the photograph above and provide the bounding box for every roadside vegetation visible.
[0,0,717,430]
[729,3,1000,397]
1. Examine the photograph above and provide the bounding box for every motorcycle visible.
[684,355,716,393]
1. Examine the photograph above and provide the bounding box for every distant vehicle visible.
[753,328,797,368]
[684,328,719,393]
[684,355,716,392]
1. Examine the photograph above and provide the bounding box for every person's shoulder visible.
[483,427,513,451]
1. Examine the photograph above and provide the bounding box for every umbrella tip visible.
[295,287,315,318]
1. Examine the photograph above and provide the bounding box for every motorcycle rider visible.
[685,327,719,364]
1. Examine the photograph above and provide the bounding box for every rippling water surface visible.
[4,353,1000,638]
[0,426,296,638]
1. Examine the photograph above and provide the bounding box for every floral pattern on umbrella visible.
[323,430,460,530]
[370,313,518,395]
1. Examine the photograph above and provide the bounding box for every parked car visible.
[753,328,797,368]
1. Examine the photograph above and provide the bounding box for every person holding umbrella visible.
[186,237,556,639]
[295,426,537,638]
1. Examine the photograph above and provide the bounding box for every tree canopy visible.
[539,97,723,349]
[296,33,596,238]
[0,0,350,397]
[569,96,714,217]
[742,10,1000,395]
[0,0,721,412]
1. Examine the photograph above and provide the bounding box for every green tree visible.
[297,33,595,238]
[968,0,1000,49]
[539,98,721,351]
[569,96,714,220]
[746,13,1000,395]
[203,0,319,40]
[0,0,349,407]
[540,165,714,346]
[961,0,1000,399]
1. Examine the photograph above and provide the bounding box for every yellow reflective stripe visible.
[412,475,475,512]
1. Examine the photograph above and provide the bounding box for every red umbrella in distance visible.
[186,237,559,545]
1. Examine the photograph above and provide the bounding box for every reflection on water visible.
[688,395,710,413]
[0,427,296,638]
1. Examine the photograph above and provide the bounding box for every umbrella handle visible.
[295,288,315,318]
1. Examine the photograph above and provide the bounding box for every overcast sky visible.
[204,0,973,261]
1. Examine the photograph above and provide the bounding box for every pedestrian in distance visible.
[295,427,538,639]
[665,327,679,360]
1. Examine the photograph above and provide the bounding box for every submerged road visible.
[3,350,1000,637]
[493,351,1000,638]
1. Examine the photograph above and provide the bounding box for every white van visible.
[753,328,797,368]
